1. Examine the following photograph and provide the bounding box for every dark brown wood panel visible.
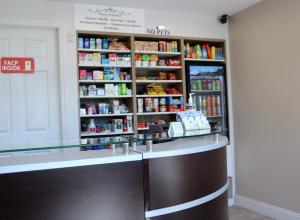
[0,161,144,220]
[151,191,228,220]
[146,147,227,210]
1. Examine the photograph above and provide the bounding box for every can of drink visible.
[216,95,221,106]
[78,37,84,49]
[208,80,213,90]
[216,79,221,90]
[90,38,96,49]
[212,80,216,90]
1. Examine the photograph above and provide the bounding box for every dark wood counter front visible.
[144,147,227,210]
[0,161,144,220]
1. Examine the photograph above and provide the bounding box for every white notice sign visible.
[75,4,145,34]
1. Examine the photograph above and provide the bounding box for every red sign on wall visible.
[0,57,35,74]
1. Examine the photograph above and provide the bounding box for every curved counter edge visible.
[145,181,229,218]
[139,135,228,159]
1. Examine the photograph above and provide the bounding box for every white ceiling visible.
[44,0,262,16]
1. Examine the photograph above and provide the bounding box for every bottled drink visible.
[202,96,207,115]
[212,95,216,115]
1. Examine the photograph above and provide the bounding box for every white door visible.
[0,27,62,149]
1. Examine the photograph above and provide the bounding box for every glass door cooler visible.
[185,65,228,135]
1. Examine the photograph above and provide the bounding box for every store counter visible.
[137,134,229,220]
[0,134,228,220]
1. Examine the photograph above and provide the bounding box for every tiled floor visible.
[230,206,274,220]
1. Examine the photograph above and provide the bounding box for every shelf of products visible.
[76,32,227,142]
[184,42,225,61]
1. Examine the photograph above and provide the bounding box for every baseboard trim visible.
[235,195,300,220]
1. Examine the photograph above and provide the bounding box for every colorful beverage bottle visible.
[202,45,208,59]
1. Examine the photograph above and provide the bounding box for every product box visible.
[111,100,120,114]
[114,68,121,80]
[79,69,87,80]
[92,53,101,66]
[93,70,103,80]
[88,85,97,96]
[126,116,133,132]
[105,84,114,96]
[137,98,144,113]
[112,119,123,132]
[86,53,93,66]
[98,103,107,114]
[109,53,117,66]
[104,67,114,80]
[79,52,86,65]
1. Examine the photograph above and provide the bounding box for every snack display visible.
[81,115,133,134]
[80,83,131,97]
[79,68,130,81]
[134,40,178,52]
[78,37,130,51]
[184,43,224,60]
[143,84,181,95]
[136,96,183,113]
[79,52,131,66]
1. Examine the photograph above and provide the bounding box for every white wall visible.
[0,0,230,142]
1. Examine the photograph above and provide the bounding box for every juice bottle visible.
[212,95,216,116]
[202,45,208,59]
[185,43,191,58]
[202,96,207,115]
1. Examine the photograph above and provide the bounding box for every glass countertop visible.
[0,136,139,154]
[0,130,226,154]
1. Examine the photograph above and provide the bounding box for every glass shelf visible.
[137,129,226,144]
[0,136,140,154]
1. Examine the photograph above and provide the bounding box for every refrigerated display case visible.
[185,65,228,135]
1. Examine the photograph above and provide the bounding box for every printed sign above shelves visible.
[75,4,145,34]
[0,57,35,74]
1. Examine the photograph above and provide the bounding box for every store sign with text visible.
[146,26,172,36]
[75,4,145,34]
[0,57,35,74]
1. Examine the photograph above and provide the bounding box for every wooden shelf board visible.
[135,66,182,70]
[135,51,181,56]
[136,94,183,98]
[78,49,131,53]
[137,112,179,115]
[80,113,133,118]
[191,90,222,92]
[184,58,226,62]
[80,95,132,99]
[136,80,182,83]
[79,80,132,83]
[81,131,134,137]
[78,64,131,68]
